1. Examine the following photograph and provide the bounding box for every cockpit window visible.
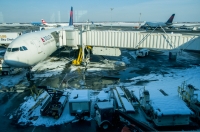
[12,48,19,52]
[7,47,28,52]
[7,48,12,52]
[22,46,28,50]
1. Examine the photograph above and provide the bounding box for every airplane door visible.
[51,31,59,47]
[31,40,43,53]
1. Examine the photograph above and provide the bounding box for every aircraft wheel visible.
[2,71,5,75]
[2,71,8,75]
[101,122,110,130]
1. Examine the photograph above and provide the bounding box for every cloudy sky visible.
[0,0,200,23]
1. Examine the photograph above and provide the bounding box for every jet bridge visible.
[58,29,199,65]
[59,29,199,51]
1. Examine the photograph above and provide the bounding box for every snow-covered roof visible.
[121,97,135,112]
[69,90,90,102]
[96,100,113,109]
[116,86,125,96]
[113,89,123,108]
[151,96,193,116]
[58,91,68,104]
[97,90,110,101]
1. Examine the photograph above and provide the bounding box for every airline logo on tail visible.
[69,7,73,26]
[41,19,47,25]
[166,14,175,24]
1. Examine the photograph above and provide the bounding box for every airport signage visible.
[0,33,20,44]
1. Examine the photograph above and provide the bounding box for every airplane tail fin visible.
[69,7,73,26]
[166,14,175,24]
[41,19,47,25]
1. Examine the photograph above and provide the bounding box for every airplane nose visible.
[4,53,28,67]
[4,53,19,67]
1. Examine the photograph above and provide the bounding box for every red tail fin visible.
[41,19,47,25]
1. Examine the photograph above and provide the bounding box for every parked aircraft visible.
[141,14,175,29]
[41,18,96,27]
[41,19,59,27]
[101,22,145,29]
[31,22,42,26]
[4,7,74,68]
[170,22,200,30]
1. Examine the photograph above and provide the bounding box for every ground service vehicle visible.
[0,32,21,46]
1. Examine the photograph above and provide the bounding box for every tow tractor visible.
[94,94,156,131]
[0,59,21,75]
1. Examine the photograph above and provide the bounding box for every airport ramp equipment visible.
[68,90,91,116]
[38,86,69,119]
[115,110,157,131]
[114,86,135,113]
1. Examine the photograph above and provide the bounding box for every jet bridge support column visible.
[80,29,85,62]
[72,27,91,66]
[160,26,178,60]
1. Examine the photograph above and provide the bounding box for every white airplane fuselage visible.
[171,23,200,28]
[144,22,173,28]
[4,26,73,68]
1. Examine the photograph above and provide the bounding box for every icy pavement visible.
[11,63,200,127]
[17,90,75,127]
[32,57,70,78]
[0,50,200,130]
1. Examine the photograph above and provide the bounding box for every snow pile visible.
[17,90,75,127]
[0,70,27,88]
[32,58,69,78]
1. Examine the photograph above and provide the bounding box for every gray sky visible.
[0,0,200,23]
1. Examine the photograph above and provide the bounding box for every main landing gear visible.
[26,67,33,81]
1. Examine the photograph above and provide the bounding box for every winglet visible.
[69,7,73,26]
[166,14,175,24]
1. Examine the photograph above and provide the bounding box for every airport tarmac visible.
[1,24,200,36]
[0,26,200,132]
[0,26,40,33]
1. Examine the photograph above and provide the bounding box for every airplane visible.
[31,22,42,26]
[4,7,74,70]
[169,22,200,30]
[141,14,175,29]
[100,21,146,29]
[41,19,59,27]
[42,18,96,27]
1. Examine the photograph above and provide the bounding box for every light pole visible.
[110,8,114,29]
[139,13,141,27]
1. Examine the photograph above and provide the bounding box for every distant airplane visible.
[41,18,96,27]
[41,10,73,27]
[4,7,74,69]
[100,22,145,29]
[170,22,200,30]
[31,22,42,26]
[141,14,175,29]
[41,19,59,27]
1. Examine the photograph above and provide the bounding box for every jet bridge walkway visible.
[59,29,200,51]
